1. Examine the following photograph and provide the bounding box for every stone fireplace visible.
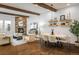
[15,16,28,35]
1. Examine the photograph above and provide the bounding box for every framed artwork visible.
[60,15,65,20]
[18,21,23,27]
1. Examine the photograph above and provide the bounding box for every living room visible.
[0,3,79,55]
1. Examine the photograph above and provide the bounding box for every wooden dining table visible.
[42,34,67,40]
[41,33,71,48]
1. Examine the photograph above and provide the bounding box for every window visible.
[4,20,11,32]
[0,20,3,33]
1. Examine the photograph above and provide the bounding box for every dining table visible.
[41,33,72,48]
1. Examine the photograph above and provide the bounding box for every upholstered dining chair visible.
[40,35,49,48]
[48,36,57,43]
[48,36,57,47]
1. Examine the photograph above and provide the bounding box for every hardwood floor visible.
[0,40,79,55]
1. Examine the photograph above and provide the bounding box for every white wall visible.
[28,5,79,43]
[0,14,15,35]
[56,5,79,21]
[54,5,79,43]
[27,11,56,34]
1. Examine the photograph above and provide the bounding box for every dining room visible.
[0,3,79,55]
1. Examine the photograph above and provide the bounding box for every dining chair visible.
[40,35,49,48]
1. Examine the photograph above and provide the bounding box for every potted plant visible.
[70,20,79,43]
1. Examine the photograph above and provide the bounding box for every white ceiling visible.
[2,3,49,13]
[0,3,79,16]
[47,3,79,9]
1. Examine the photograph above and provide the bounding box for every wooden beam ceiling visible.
[0,4,40,15]
[34,3,57,12]
[0,11,29,17]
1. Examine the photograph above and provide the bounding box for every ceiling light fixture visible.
[66,3,70,6]
[34,4,38,7]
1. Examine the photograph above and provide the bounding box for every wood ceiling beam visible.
[0,11,29,17]
[0,4,40,15]
[34,3,57,12]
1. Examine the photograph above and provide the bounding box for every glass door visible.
[0,20,3,33]
[4,20,11,34]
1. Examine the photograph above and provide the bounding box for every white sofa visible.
[0,33,10,45]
